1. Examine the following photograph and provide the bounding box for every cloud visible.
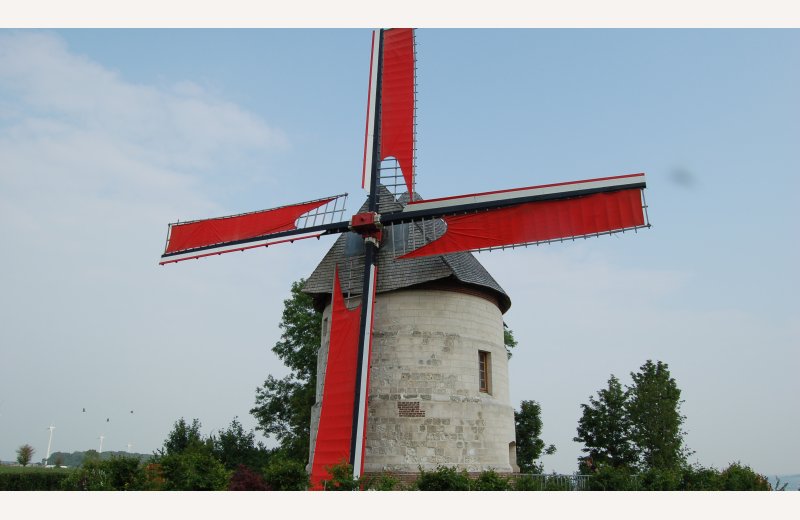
[0,31,300,458]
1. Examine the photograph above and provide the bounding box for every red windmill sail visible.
[160,28,651,484]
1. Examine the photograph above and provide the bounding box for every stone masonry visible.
[308,287,517,474]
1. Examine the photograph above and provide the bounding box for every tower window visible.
[479,350,492,394]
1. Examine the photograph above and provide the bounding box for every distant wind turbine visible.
[46,425,55,465]
[98,434,105,454]
[127,442,133,453]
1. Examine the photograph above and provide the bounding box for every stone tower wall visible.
[308,287,517,474]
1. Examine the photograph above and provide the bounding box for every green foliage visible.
[638,467,683,490]
[61,456,147,491]
[681,464,723,491]
[152,417,231,490]
[251,279,321,464]
[210,417,270,471]
[515,400,555,473]
[363,473,401,491]
[574,375,636,470]
[719,462,771,491]
[321,462,360,491]
[159,418,207,456]
[414,466,471,491]
[263,457,310,491]
[0,467,72,491]
[158,450,230,490]
[587,464,641,491]
[503,324,518,359]
[16,444,35,466]
[627,360,690,470]
[472,470,510,491]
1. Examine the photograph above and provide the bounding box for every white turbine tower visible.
[46,425,55,466]
[98,434,105,454]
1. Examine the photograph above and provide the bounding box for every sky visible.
[0,28,798,476]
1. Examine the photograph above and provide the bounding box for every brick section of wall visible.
[397,401,425,417]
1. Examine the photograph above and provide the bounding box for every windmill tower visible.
[160,28,650,486]
[304,192,517,474]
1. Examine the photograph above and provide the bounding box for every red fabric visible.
[401,189,645,259]
[164,198,333,254]
[310,269,362,490]
[380,28,415,195]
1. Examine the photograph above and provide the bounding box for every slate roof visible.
[303,187,511,313]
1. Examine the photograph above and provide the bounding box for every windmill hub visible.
[349,211,383,245]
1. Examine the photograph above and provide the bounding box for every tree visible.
[503,323,518,359]
[16,444,35,466]
[159,418,206,456]
[627,360,690,470]
[210,417,270,471]
[514,400,556,473]
[251,279,321,463]
[574,375,637,470]
[153,418,230,490]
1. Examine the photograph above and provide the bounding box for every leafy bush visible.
[321,462,359,491]
[362,473,401,491]
[719,462,771,491]
[638,467,682,490]
[587,465,641,491]
[158,450,230,490]
[263,458,309,491]
[61,456,147,491]
[0,468,72,491]
[414,466,471,491]
[228,464,270,491]
[513,474,545,491]
[680,464,722,491]
[472,470,510,491]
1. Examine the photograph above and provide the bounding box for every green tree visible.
[503,324,518,359]
[627,360,689,470]
[153,418,230,490]
[209,417,270,471]
[514,400,556,473]
[251,279,321,463]
[574,375,636,470]
[16,444,35,466]
[159,418,206,456]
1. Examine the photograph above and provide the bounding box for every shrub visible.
[638,467,682,490]
[719,462,771,491]
[61,456,147,491]
[158,450,230,490]
[263,458,309,491]
[321,462,359,491]
[587,465,640,491]
[363,473,401,491]
[414,466,471,491]
[0,468,71,491]
[680,464,722,491]
[513,474,545,491]
[472,470,510,491]
[228,464,270,491]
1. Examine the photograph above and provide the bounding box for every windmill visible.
[160,29,649,486]
[45,425,55,465]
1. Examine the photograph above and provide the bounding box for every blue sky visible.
[0,29,797,475]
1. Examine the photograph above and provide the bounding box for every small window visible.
[479,350,492,394]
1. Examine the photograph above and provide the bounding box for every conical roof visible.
[303,187,511,313]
